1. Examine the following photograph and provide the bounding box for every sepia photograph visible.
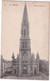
[0,0,49,80]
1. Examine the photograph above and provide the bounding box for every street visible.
[1,73,49,80]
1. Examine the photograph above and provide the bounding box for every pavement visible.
[1,73,49,80]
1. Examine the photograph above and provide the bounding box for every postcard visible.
[0,0,49,80]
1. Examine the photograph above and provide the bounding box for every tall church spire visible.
[22,3,29,25]
[21,4,29,38]
[19,3,31,76]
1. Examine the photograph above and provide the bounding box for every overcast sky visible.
[1,1,49,61]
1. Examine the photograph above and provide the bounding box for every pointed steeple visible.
[21,4,29,38]
[12,52,15,60]
[22,3,29,25]
[1,55,3,59]
[32,53,35,59]
[36,52,39,60]
[1,55,3,60]
[19,4,31,74]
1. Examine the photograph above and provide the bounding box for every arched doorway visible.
[22,65,27,75]
[23,67,27,74]
[34,69,36,74]
[34,67,37,75]
[14,69,16,74]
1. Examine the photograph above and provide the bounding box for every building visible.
[1,55,12,77]
[12,4,40,76]
[1,4,49,77]
[39,60,49,75]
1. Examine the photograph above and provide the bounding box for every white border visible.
[1,0,50,1]
[0,0,50,81]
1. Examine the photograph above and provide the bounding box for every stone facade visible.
[1,4,49,77]
[12,4,40,76]
[1,55,12,77]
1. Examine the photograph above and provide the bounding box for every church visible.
[12,4,40,76]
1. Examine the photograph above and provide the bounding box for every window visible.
[24,29,26,37]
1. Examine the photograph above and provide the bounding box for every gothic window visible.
[22,52,27,61]
[22,42,27,48]
[24,29,26,37]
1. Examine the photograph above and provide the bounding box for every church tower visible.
[19,4,31,76]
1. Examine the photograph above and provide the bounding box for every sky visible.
[1,1,49,61]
